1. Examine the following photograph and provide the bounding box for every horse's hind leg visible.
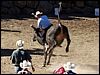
[65,28,71,52]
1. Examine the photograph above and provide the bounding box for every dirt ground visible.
[1,16,99,74]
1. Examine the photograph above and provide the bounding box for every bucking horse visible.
[30,2,71,67]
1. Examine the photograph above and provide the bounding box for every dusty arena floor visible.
[1,17,99,74]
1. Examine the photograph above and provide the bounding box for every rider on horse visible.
[32,11,53,44]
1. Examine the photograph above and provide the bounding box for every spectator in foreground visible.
[10,40,35,74]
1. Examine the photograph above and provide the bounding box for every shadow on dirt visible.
[1,48,68,57]
[52,54,68,57]
[1,29,21,33]
[1,48,44,56]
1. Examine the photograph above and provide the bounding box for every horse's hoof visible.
[47,62,52,65]
[66,51,69,53]
[47,63,51,65]
[59,45,62,47]
[66,47,69,52]
[57,45,62,47]
[47,63,49,65]
[66,49,69,53]
[42,65,45,67]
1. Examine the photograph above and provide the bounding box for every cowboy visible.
[17,60,32,74]
[10,40,35,74]
[31,11,53,43]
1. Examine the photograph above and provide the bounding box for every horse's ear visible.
[33,28,41,37]
[58,22,62,27]
[31,26,37,32]
[60,22,62,25]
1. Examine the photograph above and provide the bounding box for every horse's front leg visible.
[43,44,48,67]
[47,41,56,65]
[43,51,47,67]
[47,49,53,65]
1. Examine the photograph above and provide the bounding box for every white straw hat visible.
[35,11,43,17]
[63,62,75,72]
[20,60,31,69]
[16,40,24,49]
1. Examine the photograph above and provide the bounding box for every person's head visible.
[34,11,43,19]
[63,62,75,71]
[16,40,24,49]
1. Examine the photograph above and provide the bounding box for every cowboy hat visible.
[34,11,43,17]
[20,60,31,69]
[16,40,24,49]
[63,62,75,72]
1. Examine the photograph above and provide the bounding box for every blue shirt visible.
[37,15,51,29]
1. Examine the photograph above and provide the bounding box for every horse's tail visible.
[57,2,63,34]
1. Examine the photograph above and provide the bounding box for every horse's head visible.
[31,25,45,46]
